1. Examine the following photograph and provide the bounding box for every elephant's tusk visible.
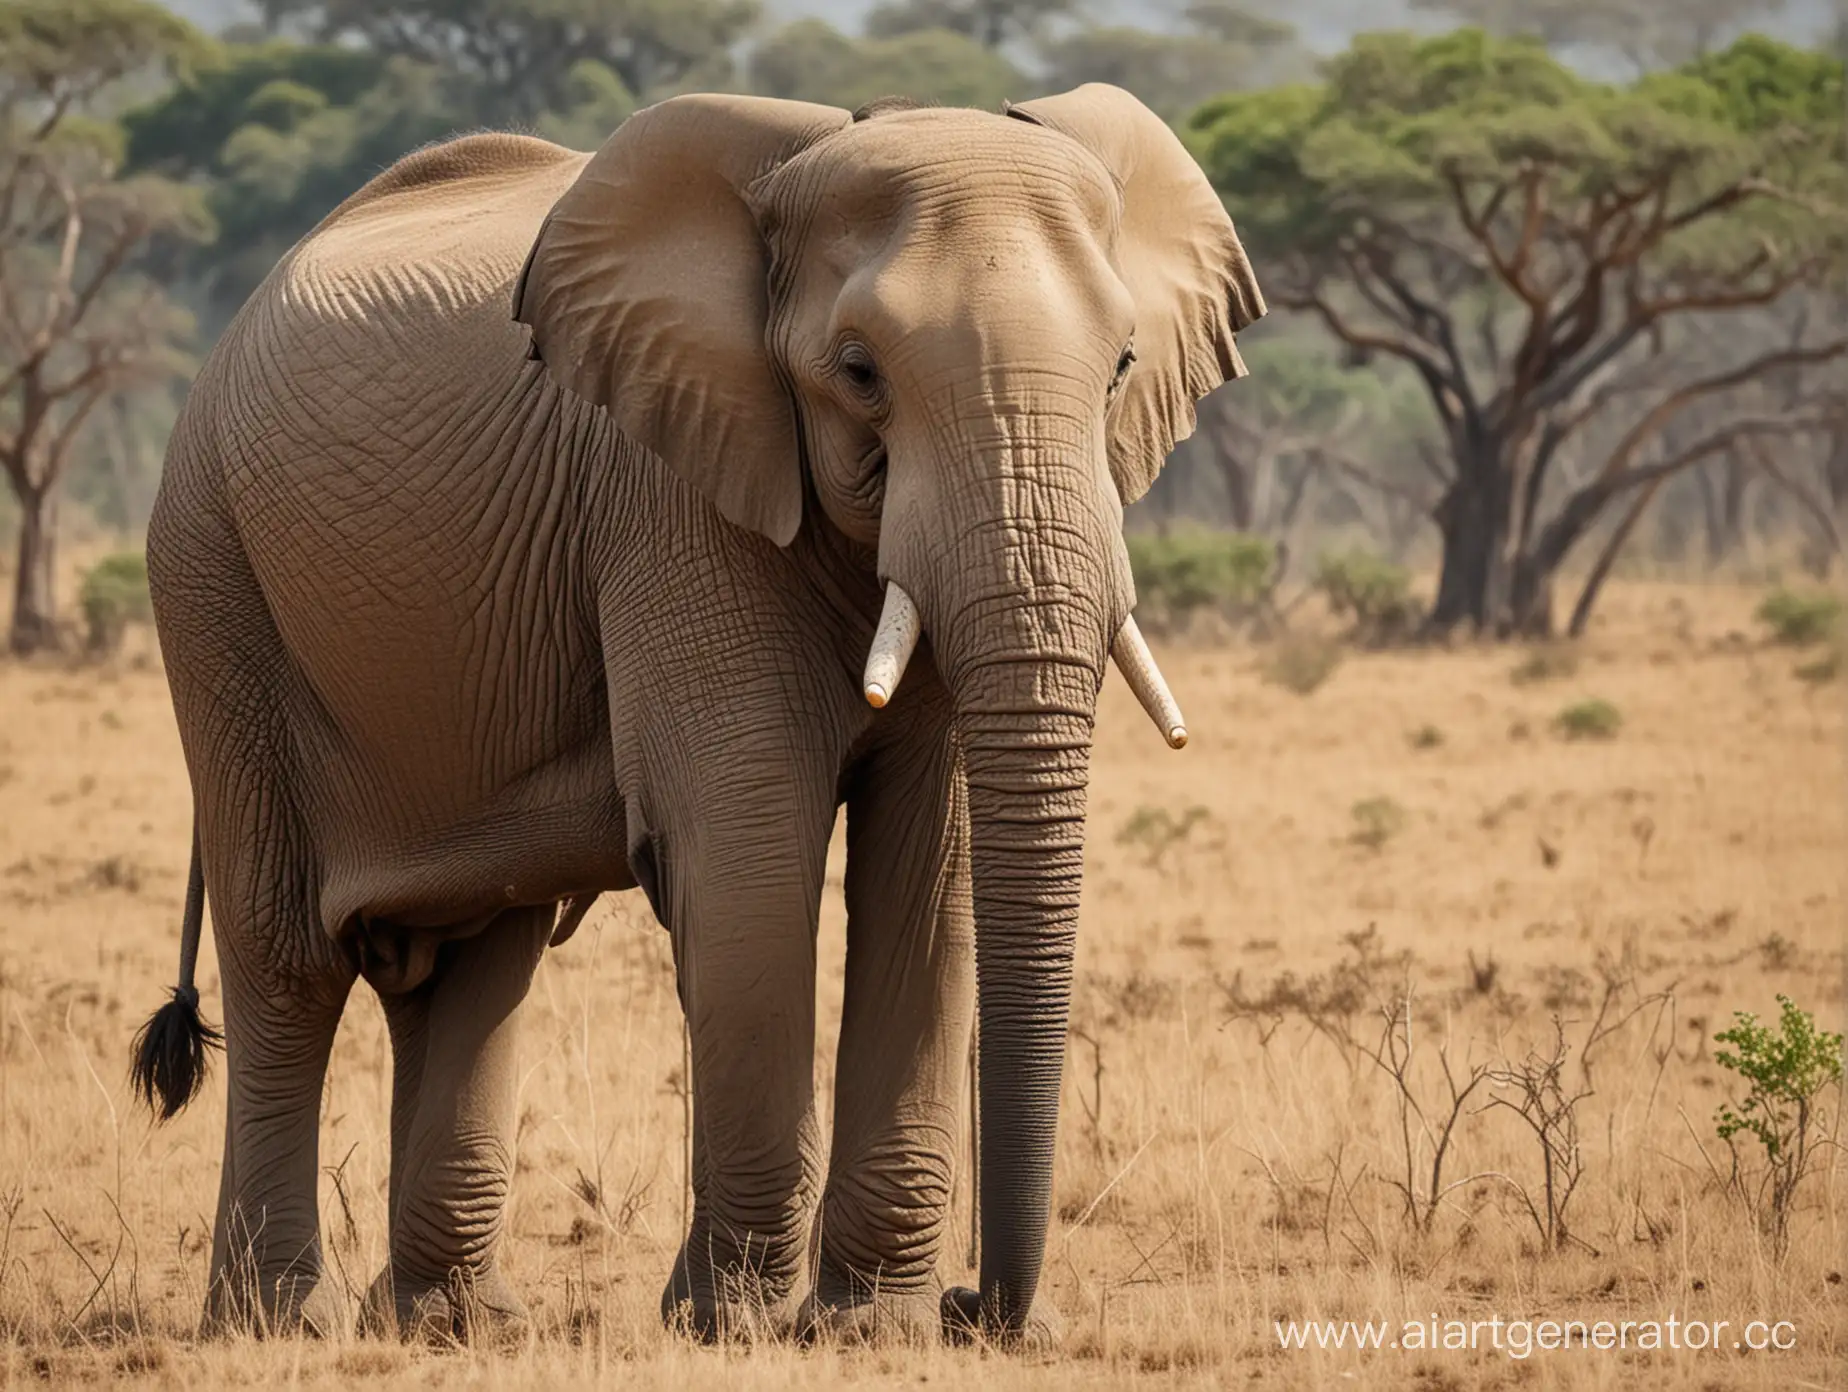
[863,583,921,709]
[1112,615,1187,749]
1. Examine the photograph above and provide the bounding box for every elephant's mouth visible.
[859,581,1186,748]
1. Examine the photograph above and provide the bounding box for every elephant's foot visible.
[658,1246,801,1344]
[796,1280,942,1348]
[659,1275,799,1345]
[203,1264,343,1339]
[940,1285,1066,1352]
[359,1264,531,1348]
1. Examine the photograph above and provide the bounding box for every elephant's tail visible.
[130,821,222,1121]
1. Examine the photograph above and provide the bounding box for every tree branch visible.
[1527,315,1651,418]
[1273,287,1467,429]
[1449,168,1549,309]
[1540,411,1837,590]
[1593,340,1848,493]
[1745,436,1842,555]
[1350,245,1478,417]
[1305,444,1435,511]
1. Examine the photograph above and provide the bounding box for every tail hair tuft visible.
[130,986,223,1122]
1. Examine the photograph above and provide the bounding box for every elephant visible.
[128,84,1265,1347]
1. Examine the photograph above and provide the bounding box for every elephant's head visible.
[513,86,1264,1335]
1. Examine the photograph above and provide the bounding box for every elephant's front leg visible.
[801,703,976,1346]
[360,906,552,1345]
[655,785,834,1342]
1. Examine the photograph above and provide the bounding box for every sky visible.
[161,0,1843,58]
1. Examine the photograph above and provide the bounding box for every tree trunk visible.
[1506,552,1556,638]
[1431,488,1496,632]
[1568,474,1671,637]
[9,485,59,656]
[1699,454,1749,566]
[1275,457,1313,536]
[1430,437,1557,637]
[1824,427,1848,519]
[1217,453,1253,532]
[1200,401,1254,532]
[1696,462,1724,564]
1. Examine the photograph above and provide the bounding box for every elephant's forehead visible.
[775,109,1121,240]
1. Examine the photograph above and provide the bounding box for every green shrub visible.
[1755,587,1842,647]
[1262,632,1342,696]
[1313,547,1421,643]
[1127,530,1277,629]
[1714,995,1843,1255]
[1553,698,1621,741]
[1117,804,1212,868]
[1349,796,1408,850]
[79,551,153,655]
[1407,724,1444,750]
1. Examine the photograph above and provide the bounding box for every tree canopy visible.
[1189,29,1847,632]
[1411,0,1794,70]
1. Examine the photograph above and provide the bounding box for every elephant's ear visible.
[1005,84,1267,505]
[513,94,852,546]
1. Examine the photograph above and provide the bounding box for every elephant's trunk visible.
[933,421,1118,1330]
[869,390,1182,1335]
[957,669,1094,1332]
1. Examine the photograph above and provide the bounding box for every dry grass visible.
[0,578,1843,1388]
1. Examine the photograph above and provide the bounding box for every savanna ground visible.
[0,573,1842,1389]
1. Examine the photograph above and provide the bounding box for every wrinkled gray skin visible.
[144,85,1263,1346]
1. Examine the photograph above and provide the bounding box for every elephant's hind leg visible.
[360,907,551,1346]
[801,711,975,1347]
[153,488,357,1337]
[207,855,354,1338]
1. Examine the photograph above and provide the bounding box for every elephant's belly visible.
[313,750,639,952]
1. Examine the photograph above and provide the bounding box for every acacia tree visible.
[0,0,212,654]
[1189,30,1847,635]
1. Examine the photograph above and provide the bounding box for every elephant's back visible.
[328,131,583,218]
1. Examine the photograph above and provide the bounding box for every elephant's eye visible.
[1110,344,1136,394]
[838,343,880,396]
